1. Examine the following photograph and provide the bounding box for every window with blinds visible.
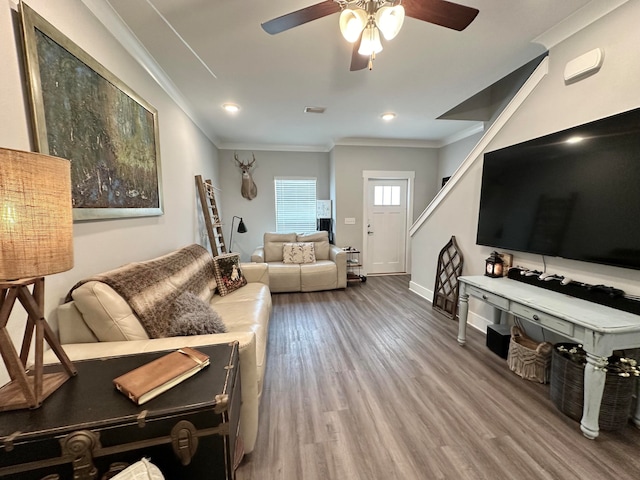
[274,177,317,233]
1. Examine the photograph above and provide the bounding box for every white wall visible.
[0,0,219,385]
[218,149,330,261]
[411,1,640,330]
[333,145,439,252]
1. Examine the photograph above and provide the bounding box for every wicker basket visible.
[507,326,553,383]
[550,344,636,431]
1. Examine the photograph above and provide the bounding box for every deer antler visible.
[234,152,242,166]
[249,153,256,167]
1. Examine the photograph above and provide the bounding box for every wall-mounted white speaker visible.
[564,48,604,83]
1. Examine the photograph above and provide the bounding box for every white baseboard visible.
[409,281,432,302]
[409,280,488,334]
[467,311,491,334]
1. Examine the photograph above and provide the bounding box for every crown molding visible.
[533,0,629,49]
[218,142,332,153]
[334,137,440,149]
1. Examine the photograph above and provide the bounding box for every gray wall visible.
[218,149,330,260]
[0,0,219,384]
[411,1,640,329]
[218,145,441,262]
[332,145,439,252]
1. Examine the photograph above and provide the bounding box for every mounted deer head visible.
[234,152,258,200]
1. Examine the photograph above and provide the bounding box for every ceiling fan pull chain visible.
[368,52,375,70]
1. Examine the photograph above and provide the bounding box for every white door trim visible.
[362,170,415,276]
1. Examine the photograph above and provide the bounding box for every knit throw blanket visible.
[66,244,215,339]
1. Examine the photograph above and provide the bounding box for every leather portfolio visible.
[113,347,210,405]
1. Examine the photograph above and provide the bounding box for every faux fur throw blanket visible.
[65,244,215,339]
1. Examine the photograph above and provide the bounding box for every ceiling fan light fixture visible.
[339,8,367,43]
[358,24,383,56]
[375,5,405,40]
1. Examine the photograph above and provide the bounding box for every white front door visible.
[365,179,408,274]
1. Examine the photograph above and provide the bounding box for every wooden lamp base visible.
[0,277,77,412]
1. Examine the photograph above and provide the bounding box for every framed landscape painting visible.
[20,2,163,221]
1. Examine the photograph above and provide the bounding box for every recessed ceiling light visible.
[223,103,240,113]
[566,136,584,144]
[381,112,396,121]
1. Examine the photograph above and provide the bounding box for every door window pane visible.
[374,185,401,206]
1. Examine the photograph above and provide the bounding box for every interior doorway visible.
[363,171,414,275]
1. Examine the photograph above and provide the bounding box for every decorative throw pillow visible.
[168,291,227,336]
[212,253,247,296]
[282,242,316,264]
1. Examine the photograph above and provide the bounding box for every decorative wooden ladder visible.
[195,175,227,256]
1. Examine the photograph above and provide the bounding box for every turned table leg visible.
[581,351,608,439]
[457,286,469,347]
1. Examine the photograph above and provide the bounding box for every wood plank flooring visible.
[236,275,640,480]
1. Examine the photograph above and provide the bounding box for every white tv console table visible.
[457,275,640,439]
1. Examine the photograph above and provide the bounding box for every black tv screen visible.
[476,107,640,271]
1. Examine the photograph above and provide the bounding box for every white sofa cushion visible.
[300,260,338,291]
[265,263,301,292]
[71,281,149,342]
[263,232,297,262]
[297,231,330,260]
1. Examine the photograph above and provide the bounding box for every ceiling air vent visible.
[304,106,326,114]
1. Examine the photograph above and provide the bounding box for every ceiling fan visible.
[261,0,479,71]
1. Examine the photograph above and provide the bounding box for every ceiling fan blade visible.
[261,1,342,35]
[403,0,479,31]
[350,35,369,71]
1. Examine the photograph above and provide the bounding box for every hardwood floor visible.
[236,275,640,480]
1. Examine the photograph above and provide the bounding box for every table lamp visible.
[0,147,77,411]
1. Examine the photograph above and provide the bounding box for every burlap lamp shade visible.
[0,147,73,280]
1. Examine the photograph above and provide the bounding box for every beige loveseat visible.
[251,231,346,293]
[44,244,271,454]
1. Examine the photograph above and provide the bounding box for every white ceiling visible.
[91,0,622,151]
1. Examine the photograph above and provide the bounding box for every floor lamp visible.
[228,216,247,253]
[0,147,77,412]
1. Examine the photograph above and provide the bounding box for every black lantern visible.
[485,251,504,278]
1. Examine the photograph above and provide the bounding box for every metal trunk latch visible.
[59,430,101,480]
[171,420,199,466]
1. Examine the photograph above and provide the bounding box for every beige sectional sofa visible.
[44,244,271,454]
[251,231,347,293]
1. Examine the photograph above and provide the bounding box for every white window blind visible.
[274,177,317,233]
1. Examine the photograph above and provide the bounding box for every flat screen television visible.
[476,107,640,271]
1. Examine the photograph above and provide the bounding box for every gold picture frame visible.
[20,1,163,221]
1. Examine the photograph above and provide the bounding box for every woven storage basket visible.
[550,344,636,431]
[506,326,552,383]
